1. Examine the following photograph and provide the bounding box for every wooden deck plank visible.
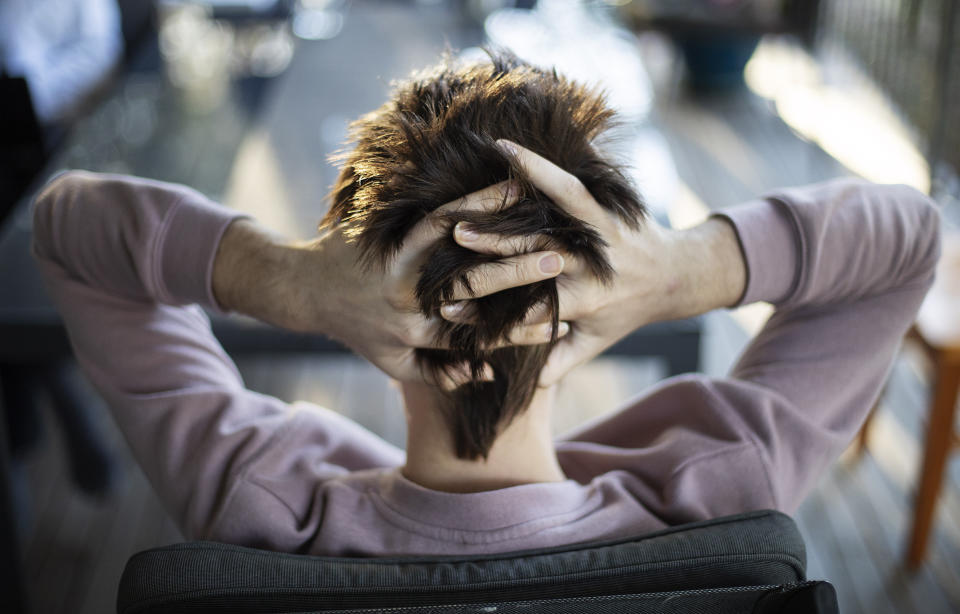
[77,467,154,614]
[797,487,864,613]
[844,448,958,613]
[817,462,904,614]
[792,498,827,581]
[21,404,69,559]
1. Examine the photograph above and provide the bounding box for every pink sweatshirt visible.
[31,172,940,556]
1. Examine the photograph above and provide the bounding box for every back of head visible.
[323,50,647,460]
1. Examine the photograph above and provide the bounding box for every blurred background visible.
[1,1,959,612]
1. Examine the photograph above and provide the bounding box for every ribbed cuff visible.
[710,198,800,306]
[157,192,249,312]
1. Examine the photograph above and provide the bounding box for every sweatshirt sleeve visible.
[31,171,404,544]
[558,178,940,517]
[715,178,940,509]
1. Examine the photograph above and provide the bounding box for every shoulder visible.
[555,375,779,515]
[556,374,757,451]
[204,402,402,548]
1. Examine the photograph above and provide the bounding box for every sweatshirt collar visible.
[374,467,601,535]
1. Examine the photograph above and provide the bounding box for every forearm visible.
[211,219,315,331]
[656,216,747,322]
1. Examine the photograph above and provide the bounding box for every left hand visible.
[442,141,743,386]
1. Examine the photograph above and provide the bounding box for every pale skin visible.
[213,141,747,492]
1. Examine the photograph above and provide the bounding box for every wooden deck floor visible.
[9,22,960,614]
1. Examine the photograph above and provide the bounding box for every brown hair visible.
[322,51,647,460]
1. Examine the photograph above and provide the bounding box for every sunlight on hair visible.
[744,37,930,194]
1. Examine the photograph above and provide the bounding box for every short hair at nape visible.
[322,50,647,460]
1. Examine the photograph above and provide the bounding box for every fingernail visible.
[497,139,519,156]
[441,302,464,317]
[539,253,563,275]
[455,222,478,241]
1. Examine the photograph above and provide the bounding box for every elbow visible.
[878,183,941,287]
[906,187,941,285]
[33,170,90,212]
[31,170,90,261]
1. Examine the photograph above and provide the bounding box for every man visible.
[32,54,940,556]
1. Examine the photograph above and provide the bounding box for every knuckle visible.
[506,327,525,345]
[450,281,467,300]
[383,284,412,310]
[488,235,511,254]
[465,267,491,296]
[523,235,543,253]
[490,235,524,257]
[479,189,501,210]
[513,259,531,282]
[396,323,421,347]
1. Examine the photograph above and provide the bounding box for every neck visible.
[400,382,566,493]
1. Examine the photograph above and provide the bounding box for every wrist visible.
[212,219,305,328]
[664,217,747,320]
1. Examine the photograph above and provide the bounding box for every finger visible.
[497,139,607,226]
[440,283,583,325]
[402,180,521,255]
[441,179,521,214]
[484,321,570,349]
[454,222,543,257]
[401,316,441,348]
[440,299,546,326]
[450,251,564,300]
[439,300,475,323]
[519,301,553,325]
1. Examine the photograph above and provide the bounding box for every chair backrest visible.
[117,509,838,614]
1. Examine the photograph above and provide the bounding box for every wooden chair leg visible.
[906,355,960,569]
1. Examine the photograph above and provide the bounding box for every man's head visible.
[322,51,646,460]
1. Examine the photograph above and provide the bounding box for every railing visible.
[815,0,959,208]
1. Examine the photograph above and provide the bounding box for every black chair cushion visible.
[117,509,828,614]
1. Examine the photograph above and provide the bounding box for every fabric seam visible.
[682,378,780,510]
[150,194,190,305]
[201,407,304,539]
